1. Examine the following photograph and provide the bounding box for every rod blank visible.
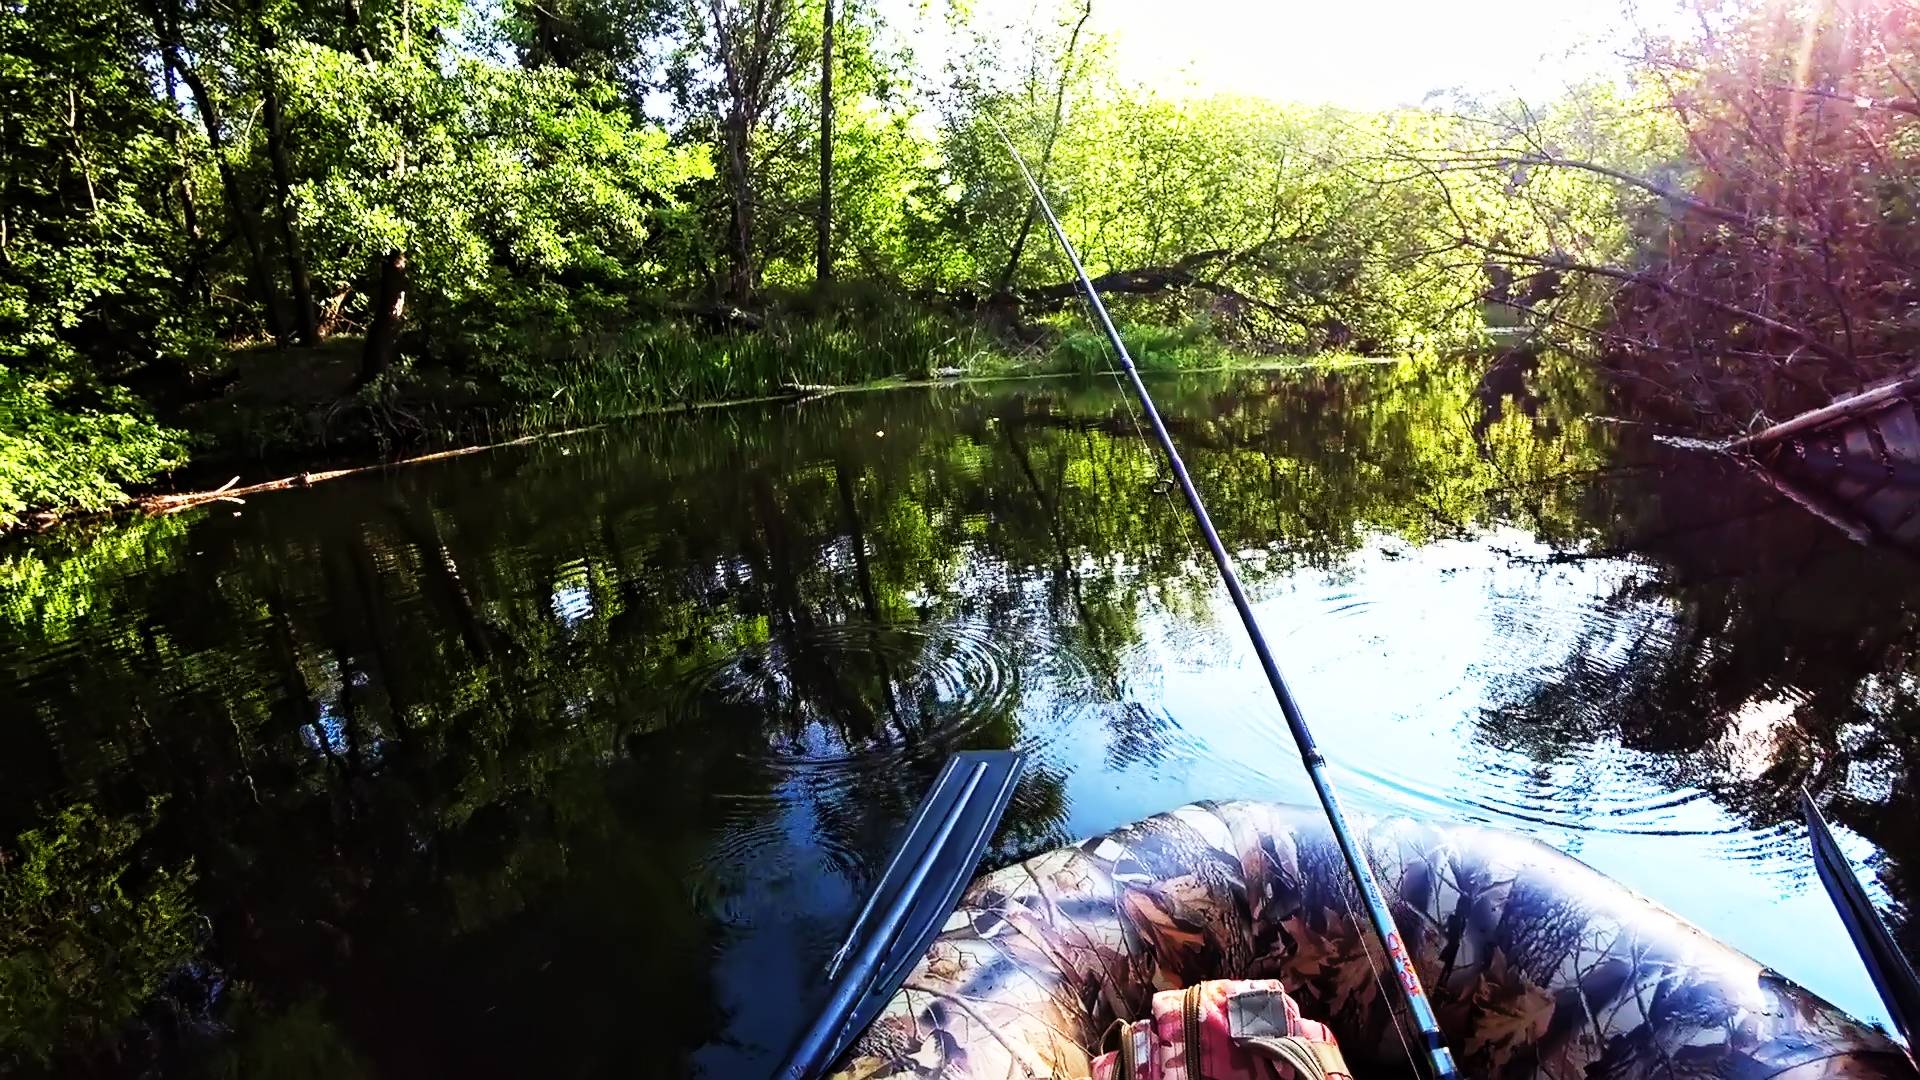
[991,122,1459,1080]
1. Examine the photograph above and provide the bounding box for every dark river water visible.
[3,361,1917,1076]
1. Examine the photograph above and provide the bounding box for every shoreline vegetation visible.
[20,346,1391,534]
[4,0,1916,530]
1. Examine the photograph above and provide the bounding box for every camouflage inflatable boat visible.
[832,800,1915,1080]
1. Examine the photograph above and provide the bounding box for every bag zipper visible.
[1183,984,1203,1079]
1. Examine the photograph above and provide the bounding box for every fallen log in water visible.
[1726,370,1920,455]
[1727,367,1920,550]
[134,426,610,517]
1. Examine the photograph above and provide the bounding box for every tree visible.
[271,2,704,382]
[1380,0,1920,429]
[682,0,811,299]
[150,0,290,344]
[815,0,832,287]
[993,0,1090,295]
[504,0,667,96]
[0,0,190,525]
[250,5,321,344]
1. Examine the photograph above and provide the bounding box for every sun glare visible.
[938,0,1671,108]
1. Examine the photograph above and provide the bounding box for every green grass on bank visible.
[478,313,1253,433]
[507,312,1001,430]
[1051,319,1230,374]
[106,311,1312,512]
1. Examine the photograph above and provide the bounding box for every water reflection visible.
[0,360,1915,1076]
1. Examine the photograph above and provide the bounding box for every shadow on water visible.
[2,357,1918,1075]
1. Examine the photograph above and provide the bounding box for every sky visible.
[891,0,1677,111]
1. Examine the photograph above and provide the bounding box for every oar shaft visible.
[994,126,1459,1080]
[784,761,991,1077]
[1803,789,1920,1049]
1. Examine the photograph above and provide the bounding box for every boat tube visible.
[831,801,1915,1079]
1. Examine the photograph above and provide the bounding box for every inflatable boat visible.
[831,801,1915,1079]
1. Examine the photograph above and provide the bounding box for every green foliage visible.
[0,801,197,1070]
[0,0,195,525]
[0,514,192,636]
[0,373,184,526]
[501,0,668,96]
[284,51,708,352]
[933,90,1491,353]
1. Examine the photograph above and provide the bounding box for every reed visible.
[1051,319,1225,374]
[499,312,997,429]
[419,311,1252,438]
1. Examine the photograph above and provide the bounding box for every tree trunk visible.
[63,88,101,220]
[724,110,755,300]
[360,249,407,386]
[161,62,206,301]
[815,0,834,289]
[260,67,319,343]
[1,107,12,268]
[342,0,375,61]
[154,9,288,344]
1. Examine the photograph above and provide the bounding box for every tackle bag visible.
[1092,979,1352,1080]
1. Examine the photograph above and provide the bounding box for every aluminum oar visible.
[778,750,1026,1078]
[1803,788,1920,1051]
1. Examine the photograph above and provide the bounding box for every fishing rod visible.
[992,121,1461,1080]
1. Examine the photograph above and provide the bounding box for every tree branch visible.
[1472,243,1851,364]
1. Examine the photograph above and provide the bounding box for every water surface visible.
[4,362,1916,1076]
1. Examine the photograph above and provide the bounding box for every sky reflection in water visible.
[2,362,1913,1076]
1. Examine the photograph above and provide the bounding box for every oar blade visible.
[780,750,1026,1078]
[1802,788,1920,1047]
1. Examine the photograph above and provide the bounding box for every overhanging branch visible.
[1473,243,1851,364]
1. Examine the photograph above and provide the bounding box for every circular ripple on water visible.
[1266,552,1812,865]
[665,620,1019,772]
[1339,741,1810,879]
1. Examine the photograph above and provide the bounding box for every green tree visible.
[0,0,192,525]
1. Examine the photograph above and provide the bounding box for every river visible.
[2,360,1914,1076]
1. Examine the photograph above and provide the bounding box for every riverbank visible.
[8,327,1386,536]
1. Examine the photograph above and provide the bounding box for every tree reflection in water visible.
[1,360,1915,1075]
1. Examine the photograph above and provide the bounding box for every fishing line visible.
[985,113,1460,1080]
[1037,164,1425,1080]
[1338,868,1424,1072]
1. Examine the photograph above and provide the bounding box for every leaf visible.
[1120,884,1211,988]
[1463,949,1557,1071]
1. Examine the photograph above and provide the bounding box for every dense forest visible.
[2,0,1917,527]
